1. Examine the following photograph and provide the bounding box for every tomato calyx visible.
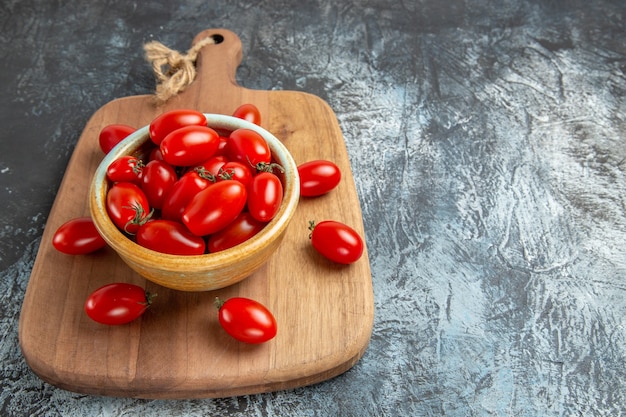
[123,203,154,234]
[308,220,316,239]
[193,166,218,183]
[143,291,157,307]
[130,158,145,175]
[214,296,225,310]
[254,161,284,174]
[217,168,236,181]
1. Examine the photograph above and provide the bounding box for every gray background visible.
[1,0,625,416]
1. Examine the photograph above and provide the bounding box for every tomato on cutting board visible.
[52,217,107,255]
[297,159,341,197]
[85,283,154,325]
[216,297,277,344]
[99,124,136,154]
[232,103,261,126]
[309,220,364,264]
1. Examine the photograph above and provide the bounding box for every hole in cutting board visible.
[210,34,224,44]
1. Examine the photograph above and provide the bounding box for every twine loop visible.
[144,36,216,104]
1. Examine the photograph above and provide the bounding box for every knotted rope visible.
[143,36,215,104]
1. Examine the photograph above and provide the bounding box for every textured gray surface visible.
[2,0,626,416]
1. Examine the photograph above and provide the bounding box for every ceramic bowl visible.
[89,114,300,291]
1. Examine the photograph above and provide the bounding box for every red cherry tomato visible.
[149,109,207,145]
[207,212,267,253]
[160,125,220,166]
[218,161,253,187]
[216,297,277,344]
[309,220,364,264]
[106,182,152,234]
[225,128,271,167]
[136,220,206,255]
[140,160,178,209]
[106,155,144,184]
[215,136,229,156]
[161,169,213,222]
[182,180,247,236]
[85,283,153,325]
[232,103,261,125]
[99,124,136,154]
[297,160,341,197]
[195,155,228,177]
[149,147,164,162]
[247,172,283,222]
[52,217,107,255]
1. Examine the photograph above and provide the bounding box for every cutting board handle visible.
[170,28,244,100]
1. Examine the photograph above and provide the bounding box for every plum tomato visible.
[99,124,136,154]
[52,217,107,255]
[149,109,207,145]
[106,182,152,234]
[247,172,283,222]
[297,160,341,197]
[309,220,364,264]
[140,160,178,210]
[195,155,228,177]
[182,180,247,236]
[218,161,253,187]
[232,103,261,125]
[85,283,153,325]
[216,297,277,344]
[207,212,267,253]
[160,125,220,167]
[149,146,164,162]
[225,128,271,167]
[106,155,144,184]
[136,219,206,255]
[215,136,229,156]
[161,169,214,222]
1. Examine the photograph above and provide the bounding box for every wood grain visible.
[18,28,373,399]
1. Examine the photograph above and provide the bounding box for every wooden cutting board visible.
[18,28,373,399]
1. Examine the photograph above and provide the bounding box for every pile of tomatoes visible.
[104,108,288,256]
[52,104,364,344]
